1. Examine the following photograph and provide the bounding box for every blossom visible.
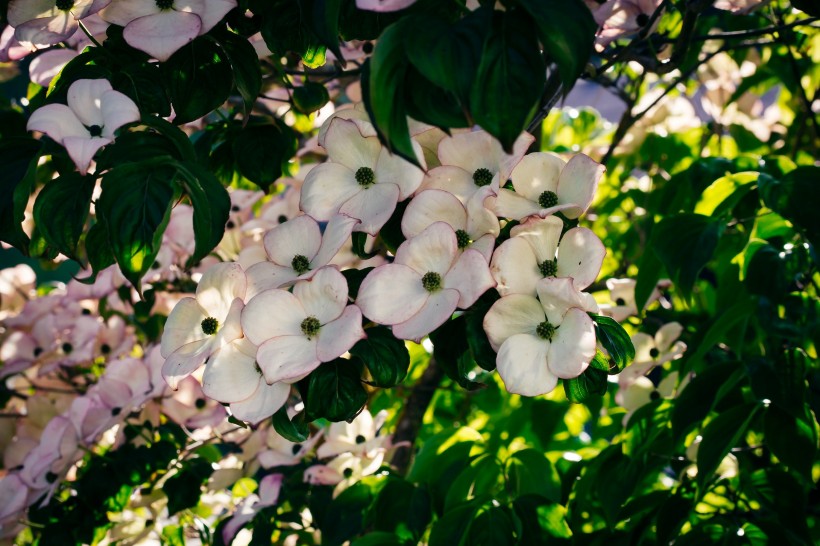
[161,262,247,389]
[493,152,605,221]
[316,409,388,459]
[7,0,111,47]
[356,0,418,12]
[27,79,140,174]
[483,277,598,396]
[598,277,671,321]
[490,216,605,297]
[221,474,283,545]
[259,429,322,469]
[304,451,384,496]
[301,117,425,235]
[241,266,365,384]
[589,0,663,47]
[356,222,495,341]
[99,0,237,61]
[245,213,359,297]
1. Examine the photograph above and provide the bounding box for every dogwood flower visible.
[245,213,359,297]
[631,322,687,366]
[316,409,388,459]
[301,117,425,235]
[221,474,283,545]
[493,152,605,221]
[7,0,111,47]
[304,451,385,496]
[26,79,140,174]
[356,0,417,11]
[161,262,247,389]
[99,0,237,61]
[483,277,598,396]
[241,266,365,384]
[356,222,495,341]
[490,216,605,297]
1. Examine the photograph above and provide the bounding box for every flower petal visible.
[392,289,459,342]
[483,294,544,351]
[556,153,605,219]
[63,135,110,174]
[394,221,457,276]
[245,261,298,299]
[300,162,361,221]
[189,0,237,33]
[496,333,557,396]
[536,276,597,325]
[230,381,290,424]
[509,215,563,264]
[490,237,540,297]
[556,227,605,290]
[374,142,425,199]
[493,188,542,221]
[27,103,88,143]
[418,165,479,202]
[311,213,360,268]
[264,214,322,266]
[293,266,349,324]
[444,249,495,308]
[509,152,564,201]
[99,0,160,26]
[67,78,112,127]
[655,322,684,354]
[339,183,400,235]
[123,11,202,62]
[401,189,466,238]
[161,338,211,389]
[316,305,365,361]
[548,307,596,379]
[241,289,305,346]
[196,262,247,319]
[631,332,655,364]
[256,335,320,384]
[201,338,261,403]
[99,89,140,136]
[356,264,427,325]
[323,117,380,171]
[161,297,207,357]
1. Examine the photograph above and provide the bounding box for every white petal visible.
[394,222,457,276]
[99,89,140,137]
[655,322,684,354]
[63,135,110,174]
[293,266,349,324]
[556,227,605,290]
[264,214,322,266]
[631,332,655,364]
[548,308,596,379]
[444,249,495,308]
[438,130,502,174]
[300,163,361,221]
[161,297,208,357]
[510,216,563,265]
[99,0,160,26]
[392,289,459,342]
[316,305,365,361]
[418,165,479,202]
[201,338,261,403]
[536,276,596,326]
[496,333,557,396]
[556,153,605,219]
[339,183,400,235]
[67,78,111,127]
[241,289,305,346]
[196,262,247,319]
[493,188,542,221]
[245,261,298,299]
[311,214,360,268]
[356,264,427,325]
[256,335,320,384]
[490,237,540,297]
[188,0,236,33]
[230,381,290,424]
[27,104,87,143]
[509,152,564,201]
[374,141,425,199]
[401,189,466,238]
[123,11,201,62]
[483,294,544,351]
[161,338,211,389]
[323,117,380,171]
[355,0,418,12]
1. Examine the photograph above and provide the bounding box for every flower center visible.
[291,254,310,275]
[615,298,626,306]
[649,390,661,400]
[155,0,174,9]
[636,13,650,27]
[61,342,73,354]
[536,321,556,341]
[538,190,558,208]
[649,348,660,359]
[343,467,354,478]
[473,168,493,187]
[355,167,375,187]
[455,229,471,249]
[55,0,74,10]
[421,272,442,292]
[201,317,218,336]
[87,124,103,137]
[355,434,366,444]
[301,316,321,339]
[538,259,557,277]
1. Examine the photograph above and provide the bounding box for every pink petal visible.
[339,183,400,236]
[230,381,290,424]
[161,338,211,389]
[245,261,298,298]
[123,11,202,62]
[316,305,365,361]
[392,289,459,341]
[300,162,361,221]
[490,237,540,297]
[196,262,247,319]
[63,135,110,174]
[401,189,466,238]
[556,227,605,290]
[323,117,380,171]
[394,221,457,276]
[496,333,558,396]
[192,0,237,33]
[98,0,159,26]
[374,142,425,199]
[355,0,418,12]
[548,308,596,379]
[293,266,349,324]
[14,14,77,46]
[483,294,544,352]
[201,339,261,403]
[311,213,360,268]
[241,289,305,346]
[27,103,87,143]
[444,249,495,308]
[356,264,427,325]
[536,276,598,326]
[99,89,140,136]
[67,78,111,127]
[264,214,322,266]
[28,49,76,87]
[556,153,605,219]
[256,335,320,384]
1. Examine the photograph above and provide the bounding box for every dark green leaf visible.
[84,222,116,276]
[763,405,816,481]
[311,0,345,65]
[429,317,483,390]
[351,326,410,388]
[0,137,42,252]
[672,362,744,439]
[304,358,367,422]
[211,30,263,117]
[444,454,501,512]
[32,173,96,260]
[696,402,761,493]
[513,495,572,542]
[342,266,374,300]
[232,120,298,191]
[320,482,375,546]
[271,407,309,443]
[366,478,431,541]
[505,449,561,503]
[428,500,481,546]
[163,457,213,515]
[590,314,635,373]
[758,166,820,247]
[293,81,330,115]
[563,366,607,403]
[466,504,518,546]
[164,37,233,124]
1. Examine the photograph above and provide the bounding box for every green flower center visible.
[55,0,74,10]
[355,434,366,444]
[636,13,650,26]
[61,342,73,354]
[649,390,661,400]
[473,168,493,187]
[649,348,660,359]
[201,317,218,336]
[155,0,174,9]
[291,254,311,275]
[538,190,558,208]
[615,298,626,306]
[538,259,557,277]
[301,316,321,339]
[355,167,375,187]
[536,321,556,341]
[88,124,103,137]
[343,467,354,478]
[455,229,471,249]
[421,271,442,292]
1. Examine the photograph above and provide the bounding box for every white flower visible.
[316,409,388,459]
[26,79,140,174]
[8,0,111,47]
[304,451,384,497]
[241,266,365,384]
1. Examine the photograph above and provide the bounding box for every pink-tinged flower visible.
[714,0,765,13]
[245,214,359,297]
[301,117,425,235]
[483,277,598,396]
[418,130,534,203]
[631,322,686,367]
[0,474,30,531]
[493,153,604,221]
[19,415,80,490]
[201,338,290,424]
[241,266,365,384]
[161,262,247,389]
[7,0,111,47]
[27,79,140,174]
[0,25,36,62]
[356,222,495,341]
[222,474,283,545]
[490,216,605,298]
[590,0,663,47]
[99,0,237,61]
[316,409,388,459]
[259,429,322,469]
[161,375,227,429]
[401,188,499,262]
[356,0,417,12]
[304,451,384,496]
[598,277,671,321]
[29,48,78,87]
[0,264,36,320]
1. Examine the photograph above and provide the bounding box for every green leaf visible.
[444,454,502,512]
[466,504,518,546]
[163,457,213,515]
[696,402,761,493]
[84,222,116,275]
[351,533,406,546]
[342,266,373,300]
[304,358,367,422]
[694,172,760,217]
[139,114,198,162]
[671,362,744,439]
[366,478,431,541]
[590,314,635,373]
[428,500,481,546]
[350,326,410,388]
[292,81,330,115]
[763,405,816,481]
[563,365,608,403]
[271,407,309,443]
[0,137,41,252]
[429,317,483,390]
[311,0,345,66]
[212,30,263,117]
[518,0,596,88]
[651,213,724,299]
[634,237,664,314]
[470,10,545,151]
[95,130,180,172]
[320,482,375,546]
[408,427,483,484]
[758,166,820,247]
[173,160,231,267]
[97,160,178,292]
[513,495,572,542]
[163,37,233,124]
[232,120,298,191]
[32,173,96,260]
[505,449,561,503]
